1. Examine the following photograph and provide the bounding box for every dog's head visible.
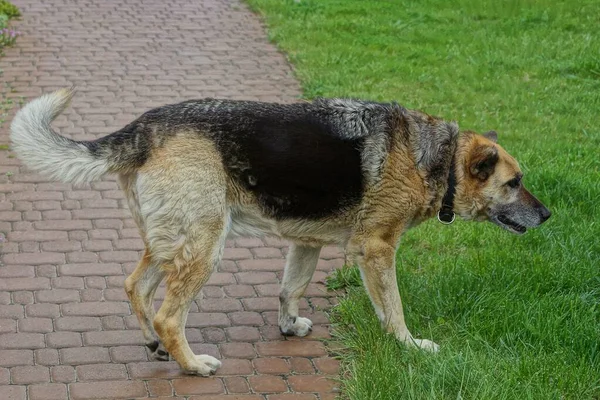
[454,131,551,234]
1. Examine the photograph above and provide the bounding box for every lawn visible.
[246,0,600,398]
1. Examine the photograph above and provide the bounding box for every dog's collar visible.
[437,157,456,225]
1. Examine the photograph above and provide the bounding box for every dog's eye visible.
[506,177,521,188]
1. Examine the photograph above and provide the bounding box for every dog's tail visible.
[10,88,146,185]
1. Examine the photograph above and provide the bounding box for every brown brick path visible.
[0,1,343,398]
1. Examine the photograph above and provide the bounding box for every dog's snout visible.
[524,189,551,224]
[539,206,551,223]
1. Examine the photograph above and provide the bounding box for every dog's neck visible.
[398,114,460,226]
[436,130,479,223]
[437,155,457,224]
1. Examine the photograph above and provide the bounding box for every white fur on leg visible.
[396,332,440,352]
[280,316,313,337]
[406,337,440,352]
[183,355,222,376]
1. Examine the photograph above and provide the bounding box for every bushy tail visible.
[10,88,111,185]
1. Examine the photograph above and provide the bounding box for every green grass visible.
[0,0,19,19]
[246,0,600,398]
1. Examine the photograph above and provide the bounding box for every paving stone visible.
[34,349,60,366]
[287,375,338,393]
[108,345,148,363]
[60,347,110,365]
[51,365,76,383]
[0,333,45,349]
[268,395,318,400]
[10,365,50,384]
[76,363,129,381]
[172,377,225,395]
[215,358,253,376]
[225,376,250,393]
[248,375,289,393]
[69,381,147,399]
[257,341,328,358]
[146,380,173,397]
[0,386,26,400]
[253,358,291,375]
[289,358,315,374]
[29,384,68,400]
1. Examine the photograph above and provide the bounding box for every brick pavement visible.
[0,0,343,398]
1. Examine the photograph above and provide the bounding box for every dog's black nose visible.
[539,207,551,223]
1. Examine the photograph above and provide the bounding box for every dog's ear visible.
[483,130,498,143]
[469,145,499,181]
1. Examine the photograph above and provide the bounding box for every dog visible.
[10,88,551,375]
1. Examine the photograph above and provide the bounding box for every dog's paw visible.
[280,316,313,337]
[183,355,222,376]
[146,340,170,361]
[408,337,440,352]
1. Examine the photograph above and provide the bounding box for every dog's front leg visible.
[356,238,439,352]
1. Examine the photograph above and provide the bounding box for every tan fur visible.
[344,126,440,350]
[454,132,523,221]
[119,120,547,373]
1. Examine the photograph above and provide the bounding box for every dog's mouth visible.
[493,215,527,235]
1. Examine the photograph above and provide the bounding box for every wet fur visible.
[10,89,550,374]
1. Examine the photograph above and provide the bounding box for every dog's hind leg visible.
[135,134,229,374]
[124,249,166,360]
[278,243,321,336]
[153,220,227,375]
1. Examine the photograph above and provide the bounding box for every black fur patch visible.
[212,112,365,219]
